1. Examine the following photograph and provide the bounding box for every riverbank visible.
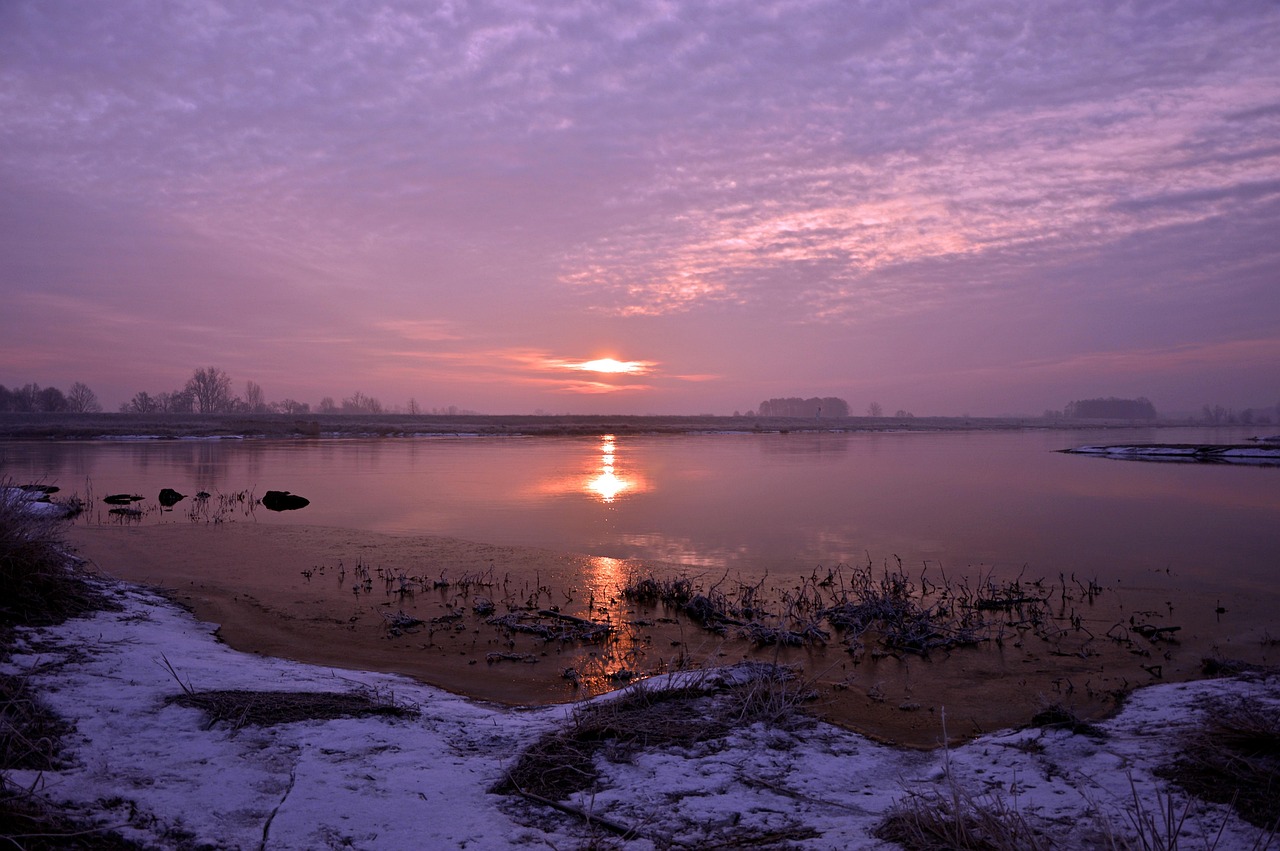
[4,487,1278,848]
[0,411,1210,441]
[62,522,1278,750]
[5,572,1276,849]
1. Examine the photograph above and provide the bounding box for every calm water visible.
[4,427,1278,594]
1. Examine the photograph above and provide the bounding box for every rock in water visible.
[158,488,186,507]
[103,493,144,505]
[261,490,310,511]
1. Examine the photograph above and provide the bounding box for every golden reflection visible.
[587,434,634,503]
[586,554,627,603]
[529,433,648,502]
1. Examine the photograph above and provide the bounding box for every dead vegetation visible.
[493,663,810,803]
[0,672,72,773]
[491,663,821,847]
[1030,701,1107,739]
[875,784,1054,850]
[166,688,417,731]
[876,765,1278,851]
[0,485,101,635]
[877,687,1280,851]
[1160,689,1280,831]
[618,558,1108,662]
[1,482,146,849]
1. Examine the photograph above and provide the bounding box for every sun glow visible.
[574,358,648,374]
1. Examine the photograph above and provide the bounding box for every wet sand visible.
[65,522,1275,748]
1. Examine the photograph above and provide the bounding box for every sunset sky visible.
[2,1,1278,416]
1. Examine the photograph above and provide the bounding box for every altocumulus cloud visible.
[1,0,1277,413]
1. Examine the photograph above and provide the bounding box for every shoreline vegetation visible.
[0,411,1249,441]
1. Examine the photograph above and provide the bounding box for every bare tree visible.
[342,391,383,414]
[66,382,102,413]
[866,401,883,417]
[244,380,266,413]
[122,391,159,413]
[157,389,195,413]
[11,383,40,412]
[185,367,234,413]
[275,398,310,415]
[406,397,421,415]
[317,396,338,413]
[35,386,69,412]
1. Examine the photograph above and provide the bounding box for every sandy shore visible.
[63,521,1273,749]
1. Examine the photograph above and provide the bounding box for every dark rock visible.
[261,490,310,511]
[103,494,144,505]
[158,488,186,507]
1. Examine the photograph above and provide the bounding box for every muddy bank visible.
[63,523,1275,748]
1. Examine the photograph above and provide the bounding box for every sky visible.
[2,1,1278,417]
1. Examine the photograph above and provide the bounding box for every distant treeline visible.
[1062,397,1157,419]
[1,367,476,417]
[0,381,101,413]
[755,396,851,418]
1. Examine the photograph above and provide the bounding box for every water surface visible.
[10,426,1278,742]
[6,427,1275,591]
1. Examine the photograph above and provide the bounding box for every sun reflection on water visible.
[586,434,632,503]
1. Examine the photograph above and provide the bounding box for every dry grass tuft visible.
[0,787,146,850]
[1160,692,1280,831]
[0,484,101,634]
[166,688,418,730]
[1030,701,1107,739]
[492,663,809,802]
[875,782,1053,851]
[0,672,72,773]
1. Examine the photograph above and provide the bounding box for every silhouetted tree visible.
[317,396,338,413]
[275,398,310,415]
[10,383,40,412]
[185,367,234,413]
[34,386,68,412]
[155,389,194,413]
[342,391,383,414]
[67,382,102,413]
[866,401,883,417]
[122,391,160,414]
[244,381,267,413]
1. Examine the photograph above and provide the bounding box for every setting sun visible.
[573,358,649,375]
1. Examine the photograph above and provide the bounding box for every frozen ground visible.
[4,578,1277,850]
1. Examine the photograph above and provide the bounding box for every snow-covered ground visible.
[4,578,1276,850]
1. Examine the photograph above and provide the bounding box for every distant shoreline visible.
[0,411,1221,440]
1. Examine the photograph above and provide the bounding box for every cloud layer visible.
[2,0,1277,414]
